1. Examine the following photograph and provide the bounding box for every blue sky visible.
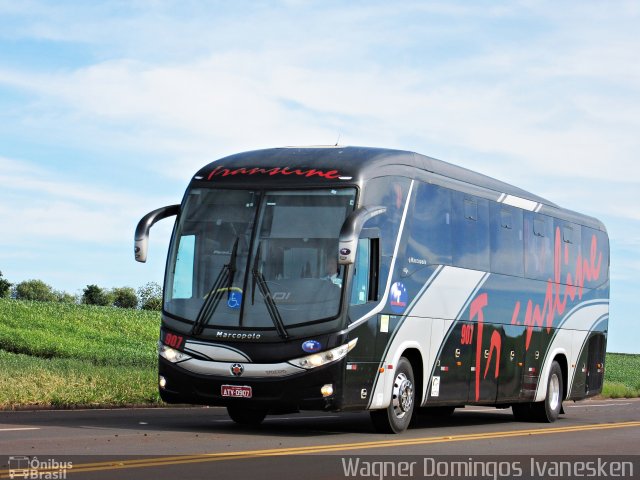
[0,1,638,352]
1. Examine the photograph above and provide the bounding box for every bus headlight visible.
[288,339,357,370]
[158,342,192,363]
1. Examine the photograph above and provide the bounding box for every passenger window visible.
[581,227,609,288]
[490,203,524,276]
[361,176,411,256]
[554,220,582,286]
[406,183,452,266]
[452,193,489,271]
[525,213,553,281]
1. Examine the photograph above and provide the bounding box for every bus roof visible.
[193,146,605,231]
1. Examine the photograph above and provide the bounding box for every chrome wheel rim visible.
[549,373,560,411]
[392,372,414,419]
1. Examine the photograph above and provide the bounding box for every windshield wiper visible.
[251,242,289,339]
[191,238,239,336]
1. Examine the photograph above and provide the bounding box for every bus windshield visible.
[165,187,356,332]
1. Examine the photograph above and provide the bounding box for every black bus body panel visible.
[153,146,609,415]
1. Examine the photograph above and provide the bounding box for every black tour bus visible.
[135,146,609,433]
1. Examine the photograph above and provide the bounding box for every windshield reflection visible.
[165,188,356,332]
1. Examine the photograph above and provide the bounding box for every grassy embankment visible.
[0,298,638,408]
[601,353,640,398]
[0,298,160,408]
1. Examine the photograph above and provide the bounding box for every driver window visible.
[350,238,371,306]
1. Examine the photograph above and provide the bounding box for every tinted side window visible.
[406,183,452,266]
[581,227,609,288]
[452,192,489,271]
[350,238,370,306]
[490,203,524,276]
[524,213,554,281]
[553,219,582,286]
[361,176,411,256]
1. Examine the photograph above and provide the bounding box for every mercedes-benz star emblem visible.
[230,363,244,376]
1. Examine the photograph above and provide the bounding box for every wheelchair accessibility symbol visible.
[227,291,242,309]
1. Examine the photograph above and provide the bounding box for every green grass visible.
[0,298,159,367]
[602,353,640,398]
[0,298,160,408]
[0,350,160,407]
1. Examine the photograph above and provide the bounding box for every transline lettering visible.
[207,165,342,180]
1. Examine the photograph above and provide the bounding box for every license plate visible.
[221,385,252,398]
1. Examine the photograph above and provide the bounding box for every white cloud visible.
[0,156,173,245]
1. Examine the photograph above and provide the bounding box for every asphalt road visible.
[1,398,639,479]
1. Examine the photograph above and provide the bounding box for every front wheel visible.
[227,406,267,426]
[370,357,416,433]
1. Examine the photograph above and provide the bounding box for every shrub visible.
[14,279,57,302]
[82,284,113,306]
[112,287,138,309]
[55,291,78,304]
[0,271,11,298]
[137,282,163,311]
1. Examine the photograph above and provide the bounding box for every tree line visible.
[0,270,162,311]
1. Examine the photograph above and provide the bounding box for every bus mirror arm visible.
[134,205,180,263]
[338,205,386,265]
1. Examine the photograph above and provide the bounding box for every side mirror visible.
[134,205,180,263]
[338,206,386,264]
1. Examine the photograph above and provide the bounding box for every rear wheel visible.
[512,361,563,423]
[227,406,267,426]
[534,361,563,422]
[370,357,416,433]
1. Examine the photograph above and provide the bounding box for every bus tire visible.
[512,361,563,423]
[534,360,563,422]
[227,406,267,426]
[370,357,416,434]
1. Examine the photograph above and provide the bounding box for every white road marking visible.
[0,427,40,432]
[566,403,632,408]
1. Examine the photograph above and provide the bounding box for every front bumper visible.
[158,356,345,411]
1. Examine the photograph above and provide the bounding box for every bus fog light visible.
[159,375,167,389]
[321,384,334,397]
